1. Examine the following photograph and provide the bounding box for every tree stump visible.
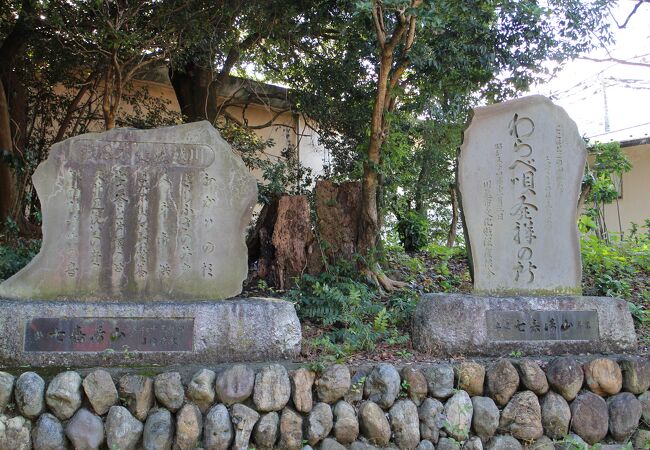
[314,179,362,264]
[271,195,320,289]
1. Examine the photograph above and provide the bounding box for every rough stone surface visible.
[279,407,303,450]
[254,364,291,412]
[0,373,14,413]
[412,294,636,357]
[359,401,391,446]
[15,371,45,419]
[82,369,118,416]
[364,363,401,408]
[105,405,143,450]
[418,397,444,443]
[143,408,173,450]
[459,95,584,294]
[203,404,233,450]
[546,357,584,401]
[291,368,315,412]
[530,435,554,450]
[32,413,66,450]
[514,360,548,395]
[471,396,499,443]
[320,438,347,450]
[499,391,543,441]
[119,375,154,421]
[253,412,279,450]
[65,408,104,450]
[154,372,184,412]
[438,437,462,450]
[556,433,588,450]
[0,121,257,301]
[424,364,454,399]
[175,403,202,450]
[306,402,333,446]
[486,360,519,407]
[634,430,650,450]
[389,399,420,450]
[639,390,650,425]
[187,368,216,413]
[583,358,622,396]
[333,400,358,445]
[607,392,642,443]
[316,364,350,405]
[540,390,570,440]
[345,369,367,404]
[45,371,82,420]
[231,403,260,450]
[457,362,485,396]
[444,390,473,441]
[620,358,650,394]
[570,391,608,445]
[0,414,31,450]
[0,298,302,368]
[465,436,484,450]
[215,364,255,406]
[416,440,435,450]
[401,367,428,405]
[486,435,523,450]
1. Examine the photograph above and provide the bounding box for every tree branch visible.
[611,0,647,28]
[578,55,650,68]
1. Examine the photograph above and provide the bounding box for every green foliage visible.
[0,222,41,280]
[288,264,417,359]
[581,230,649,300]
[397,211,430,252]
[583,141,632,240]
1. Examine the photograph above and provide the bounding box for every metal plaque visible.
[486,310,599,341]
[24,318,194,352]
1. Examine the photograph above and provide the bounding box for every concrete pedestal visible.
[412,294,636,357]
[0,297,301,367]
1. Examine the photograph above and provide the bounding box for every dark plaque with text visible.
[24,318,194,352]
[486,310,599,341]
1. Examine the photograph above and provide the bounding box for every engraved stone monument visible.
[412,96,636,356]
[0,121,301,366]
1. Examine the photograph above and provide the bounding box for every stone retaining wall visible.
[0,357,648,449]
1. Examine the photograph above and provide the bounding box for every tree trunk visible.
[314,179,362,264]
[169,62,220,123]
[357,52,392,257]
[0,79,14,228]
[447,183,458,248]
[271,195,320,289]
[246,194,281,279]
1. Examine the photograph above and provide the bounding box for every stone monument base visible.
[0,297,301,367]
[412,293,637,357]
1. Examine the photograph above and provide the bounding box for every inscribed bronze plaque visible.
[24,318,194,352]
[486,310,599,341]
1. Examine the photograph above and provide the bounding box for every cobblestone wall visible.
[0,356,648,449]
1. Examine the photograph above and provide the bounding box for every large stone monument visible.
[0,121,301,366]
[413,96,636,356]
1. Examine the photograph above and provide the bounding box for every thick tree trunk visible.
[170,62,221,123]
[314,180,361,264]
[271,195,320,289]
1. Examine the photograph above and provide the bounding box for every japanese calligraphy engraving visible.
[0,122,258,300]
[459,96,585,294]
[25,318,194,352]
[486,310,599,341]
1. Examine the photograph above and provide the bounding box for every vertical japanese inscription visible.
[0,122,259,301]
[509,114,537,284]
